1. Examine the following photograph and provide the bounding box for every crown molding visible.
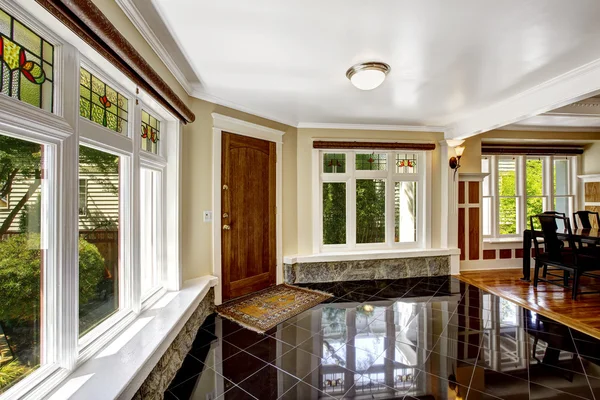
[193,89,298,127]
[115,0,193,95]
[497,124,600,132]
[297,122,445,132]
[446,57,600,139]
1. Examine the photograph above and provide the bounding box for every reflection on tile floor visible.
[165,276,600,399]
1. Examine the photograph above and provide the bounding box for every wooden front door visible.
[221,132,276,301]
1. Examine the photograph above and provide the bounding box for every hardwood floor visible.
[456,268,600,340]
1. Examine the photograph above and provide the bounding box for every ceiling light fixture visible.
[346,62,390,91]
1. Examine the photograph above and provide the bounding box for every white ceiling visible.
[146,0,600,132]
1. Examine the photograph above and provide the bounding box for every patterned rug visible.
[216,284,332,333]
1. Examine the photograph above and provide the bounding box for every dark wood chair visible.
[530,213,600,300]
[573,211,600,229]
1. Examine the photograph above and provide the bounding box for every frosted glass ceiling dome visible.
[346,62,391,91]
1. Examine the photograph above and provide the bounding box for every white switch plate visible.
[203,211,213,222]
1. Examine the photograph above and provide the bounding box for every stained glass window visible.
[356,153,387,171]
[0,8,54,111]
[323,153,345,173]
[395,153,417,174]
[141,109,160,154]
[79,67,128,135]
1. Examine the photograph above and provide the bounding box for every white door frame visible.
[212,113,285,305]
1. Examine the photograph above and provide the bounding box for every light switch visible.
[203,211,212,222]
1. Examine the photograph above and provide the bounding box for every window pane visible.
[526,197,544,230]
[79,178,87,216]
[554,159,569,196]
[482,197,491,236]
[481,157,490,196]
[526,159,543,196]
[356,179,385,243]
[140,168,159,295]
[0,133,46,392]
[141,109,160,155]
[395,182,417,243]
[323,182,346,245]
[356,153,386,171]
[554,197,569,230]
[0,8,54,112]
[395,153,417,174]
[80,67,128,136]
[78,146,120,336]
[498,158,516,197]
[323,153,345,173]
[499,197,517,235]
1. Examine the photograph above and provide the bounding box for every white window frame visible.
[0,1,181,398]
[482,154,578,240]
[314,148,431,253]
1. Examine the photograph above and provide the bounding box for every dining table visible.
[521,228,600,281]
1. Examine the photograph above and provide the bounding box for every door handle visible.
[223,224,231,230]
[223,212,229,218]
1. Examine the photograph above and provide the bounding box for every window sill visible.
[284,248,460,264]
[47,275,218,400]
[483,238,523,250]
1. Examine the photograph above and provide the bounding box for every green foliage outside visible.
[0,234,105,323]
[356,180,386,243]
[0,235,105,392]
[323,183,346,245]
[0,361,34,393]
[498,159,544,234]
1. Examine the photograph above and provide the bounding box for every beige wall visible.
[583,142,600,174]
[295,129,445,255]
[181,99,297,280]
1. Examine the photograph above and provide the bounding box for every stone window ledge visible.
[47,275,218,400]
[284,248,460,264]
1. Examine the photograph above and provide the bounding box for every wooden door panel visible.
[222,132,276,301]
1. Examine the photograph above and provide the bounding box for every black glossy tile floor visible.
[165,276,600,399]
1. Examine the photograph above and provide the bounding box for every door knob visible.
[223,224,231,230]
[223,212,229,218]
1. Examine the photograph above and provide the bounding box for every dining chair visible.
[530,213,600,300]
[573,211,600,229]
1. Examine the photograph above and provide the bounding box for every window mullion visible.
[130,99,142,313]
[348,152,356,249]
[517,156,526,234]
[55,43,81,371]
[547,156,555,214]
[386,152,394,246]
[494,156,500,238]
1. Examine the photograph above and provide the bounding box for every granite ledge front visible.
[284,255,450,284]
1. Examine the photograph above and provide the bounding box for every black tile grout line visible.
[569,326,597,400]
[166,390,180,400]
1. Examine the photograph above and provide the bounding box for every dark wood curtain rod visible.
[313,141,436,150]
[482,144,583,156]
[35,0,195,123]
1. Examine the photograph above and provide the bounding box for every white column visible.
[440,140,461,274]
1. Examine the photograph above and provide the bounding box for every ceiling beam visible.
[445,58,600,140]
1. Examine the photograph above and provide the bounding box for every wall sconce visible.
[449,145,465,181]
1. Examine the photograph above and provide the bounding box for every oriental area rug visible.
[216,284,332,333]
